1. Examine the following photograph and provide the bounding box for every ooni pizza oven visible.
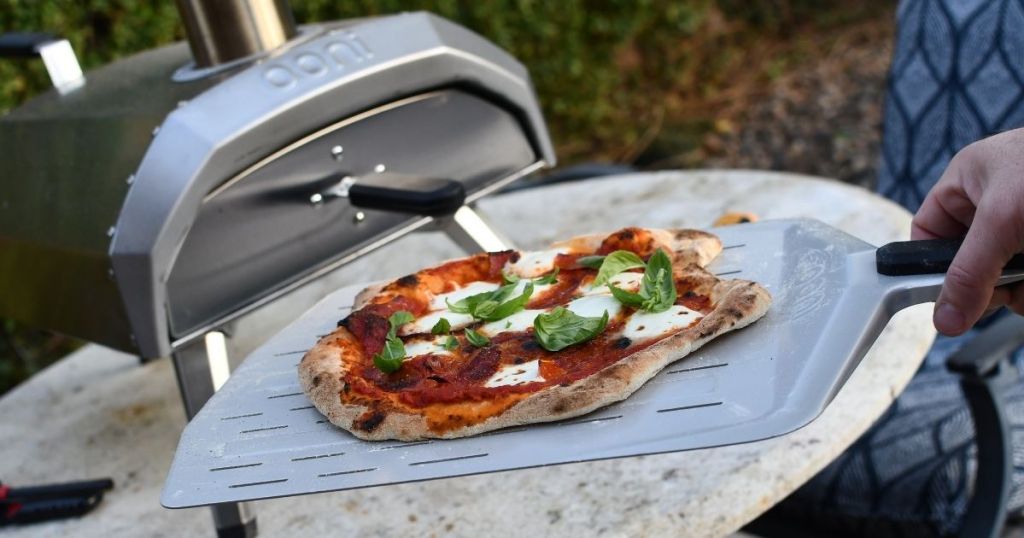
[0,1,553,535]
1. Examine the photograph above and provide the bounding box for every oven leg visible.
[442,205,515,253]
[171,332,258,538]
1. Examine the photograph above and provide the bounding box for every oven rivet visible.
[330,145,344,161]
[354,211,365,223]
[374,164,386,173]
[106,226,116,238]
[107,268,115,280]
[152,125,161,136]
[177,100,188,108]
[126,174,135,185]
[310,193,323,204]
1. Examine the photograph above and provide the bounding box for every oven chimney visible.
[174,0,297,68]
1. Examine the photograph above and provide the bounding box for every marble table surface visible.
[0,171,934,537]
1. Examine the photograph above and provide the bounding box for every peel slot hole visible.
[240,425,289,434]
[228,478,288,488]
[221,412,263,421]
[656,402,723,413]
[409,453,488,466]
[210,462,263,472]
[666,363,728,375]
[318,467,376,478]
[292,452,345,462]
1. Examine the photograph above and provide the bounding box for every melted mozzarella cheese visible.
[580,272,644,296]
[478,309,546,337]
[620,305,702,341]
[484,360,544,387]
[399,310,474,336]
[429,281,500,311]
[566,295,621,319]
[403,336,455,358]
[504,248,568,278]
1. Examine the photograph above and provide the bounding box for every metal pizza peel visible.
[161,218,1024,508]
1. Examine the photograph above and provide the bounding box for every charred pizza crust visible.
[299,228,771,441]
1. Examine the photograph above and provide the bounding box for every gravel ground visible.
[702,22,894,190]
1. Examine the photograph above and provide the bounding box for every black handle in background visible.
[0,32,59,58]
[4,495,104,525]
[876,238,1024,276]
[6,478,113,502]
[348,174,466,217]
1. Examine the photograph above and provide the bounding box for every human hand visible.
[911,127,1024,336]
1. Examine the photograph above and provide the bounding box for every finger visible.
[911,151,978,240]
[934,206,1017,335]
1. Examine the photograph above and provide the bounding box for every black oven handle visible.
[0,32,60,57]
[314,172,466,218]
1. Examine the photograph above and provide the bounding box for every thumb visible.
[934,208,1015,335]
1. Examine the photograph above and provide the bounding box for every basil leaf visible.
[473,300,499,319]
[431,317,451,335]
[577,255,605,269]
[373,336,406,373]
[447,281,531,321]
[533,307,609,351]
[608,283,645,306]
[593,250,645,286]
[639,249,677,313]
[481,282,533,321]
[501,269,520,285]
[445,297,470,314]
[607,249,677,313]
[465,328,490,347]
[388,311,415,333]
[373,310,414,373]
[443,335,459,351]
[447,282,515,317]
[533,267,560,286]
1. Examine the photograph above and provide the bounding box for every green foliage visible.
[0,0,885,160]
[0,319,79,395]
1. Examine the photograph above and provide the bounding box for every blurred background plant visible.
[0,0,895,394]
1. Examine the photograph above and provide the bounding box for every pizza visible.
[299,227,771,441]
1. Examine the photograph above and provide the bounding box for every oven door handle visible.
[315,172,466,217]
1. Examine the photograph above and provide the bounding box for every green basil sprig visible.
[502,267,560,286]
[608,248,677,313]
[533,307,609,351]
[577,255,605,269]
[373,311,415,373]
[443,335,459,351]
[431,317,450,335]
[533,267,560,285]
[447,282,534,321]
[465,328,490,347]
[592,250,645,286]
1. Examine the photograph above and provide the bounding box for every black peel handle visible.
[348,174,465,217]
[876,238,1024,276]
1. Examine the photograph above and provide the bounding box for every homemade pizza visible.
[299,227,771,441]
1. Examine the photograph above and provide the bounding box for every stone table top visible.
[0,170,934,537]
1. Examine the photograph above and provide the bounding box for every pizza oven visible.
[0,1,553,535]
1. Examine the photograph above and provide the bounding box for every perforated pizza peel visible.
[161,218,1024,508]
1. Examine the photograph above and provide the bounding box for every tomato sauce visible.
[339,239,714,422]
